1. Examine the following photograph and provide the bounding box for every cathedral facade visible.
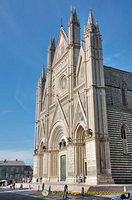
[33,8,132,184]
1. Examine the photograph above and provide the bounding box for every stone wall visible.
[104,66,132,108]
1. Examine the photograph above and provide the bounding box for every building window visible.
[6,173,8,178]
[16,168,19,173]
[121,82,127,106]
[122,88,126,106]
[10,175,13,179]
[11,168,14,173]
[121,124,128,154]
[21,167,24,173]
[6,167,9,172]
[21,174,24,179]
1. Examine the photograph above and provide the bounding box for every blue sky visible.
[0,0,132,165]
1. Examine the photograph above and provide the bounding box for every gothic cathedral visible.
[33,8,132,184]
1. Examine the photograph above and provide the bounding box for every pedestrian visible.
[63,184,68,199]
[42,183,45,190]
[80,172,83,183]
[13,183,15,190]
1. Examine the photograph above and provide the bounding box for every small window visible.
[16,168,19,173]
[11,168,14,173]
[121,82,127,106]
[6,173,8,178]
[121,124,128,154]
[122,88,126,106]
[6,167,9,171]
[121,125,126,139]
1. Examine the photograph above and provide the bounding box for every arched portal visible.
[48,121,68,182]
[74,124,86,183]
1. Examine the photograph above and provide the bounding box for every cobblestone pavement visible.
[0,189,112,200]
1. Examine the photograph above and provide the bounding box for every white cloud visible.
[0,149,33,165]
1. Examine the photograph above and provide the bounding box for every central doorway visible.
[60,155,66,181]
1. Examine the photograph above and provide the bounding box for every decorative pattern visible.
[57,39,66,60]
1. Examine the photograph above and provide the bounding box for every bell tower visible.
[68,7,80,136]
[83,9,113,184]
[46,37,55,107]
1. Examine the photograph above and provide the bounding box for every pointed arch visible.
[38,139,44,153]
[121,124,129,154]
[73,121,86,141]
[48,121,68,150]
[73,122,87,182]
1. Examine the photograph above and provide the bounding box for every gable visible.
[52,27,68,66]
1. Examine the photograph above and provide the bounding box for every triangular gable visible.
[52,26,68,66]
[48,98,69,134]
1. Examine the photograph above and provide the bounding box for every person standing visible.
[63,184,68,199]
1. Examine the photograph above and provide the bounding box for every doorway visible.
[60,155,66,181]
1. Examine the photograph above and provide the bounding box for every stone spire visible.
[73,8,80,25]
[87,8,95,30]
[47,36,55,67]
[69,6,74,24]
[68,6,80,44]
[52,37,55,49]
[41,64,46,81]
[48,36,52,50]
[96,21,100,34]
[68,6,80,25]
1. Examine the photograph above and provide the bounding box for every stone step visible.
[112,171,132,178]
[110,155,132,158]
[111,159,132,162]
[110,155,132,159]
[114,180,132,184]
[111,157,132,160]
[111,167,132,170]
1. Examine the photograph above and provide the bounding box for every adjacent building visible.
[0,160,33,183]
[33,8,132,184]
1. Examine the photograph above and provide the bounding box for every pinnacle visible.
[96,21,100,33]
[52,37,55,48]
[48,36,55,50]
[87,8,95,27]
[70,5,73,12]
[48,36,52,50]
[68,6,80,25]
[40,65,46,82]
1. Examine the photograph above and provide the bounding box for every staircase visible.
[109,125,132,184]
